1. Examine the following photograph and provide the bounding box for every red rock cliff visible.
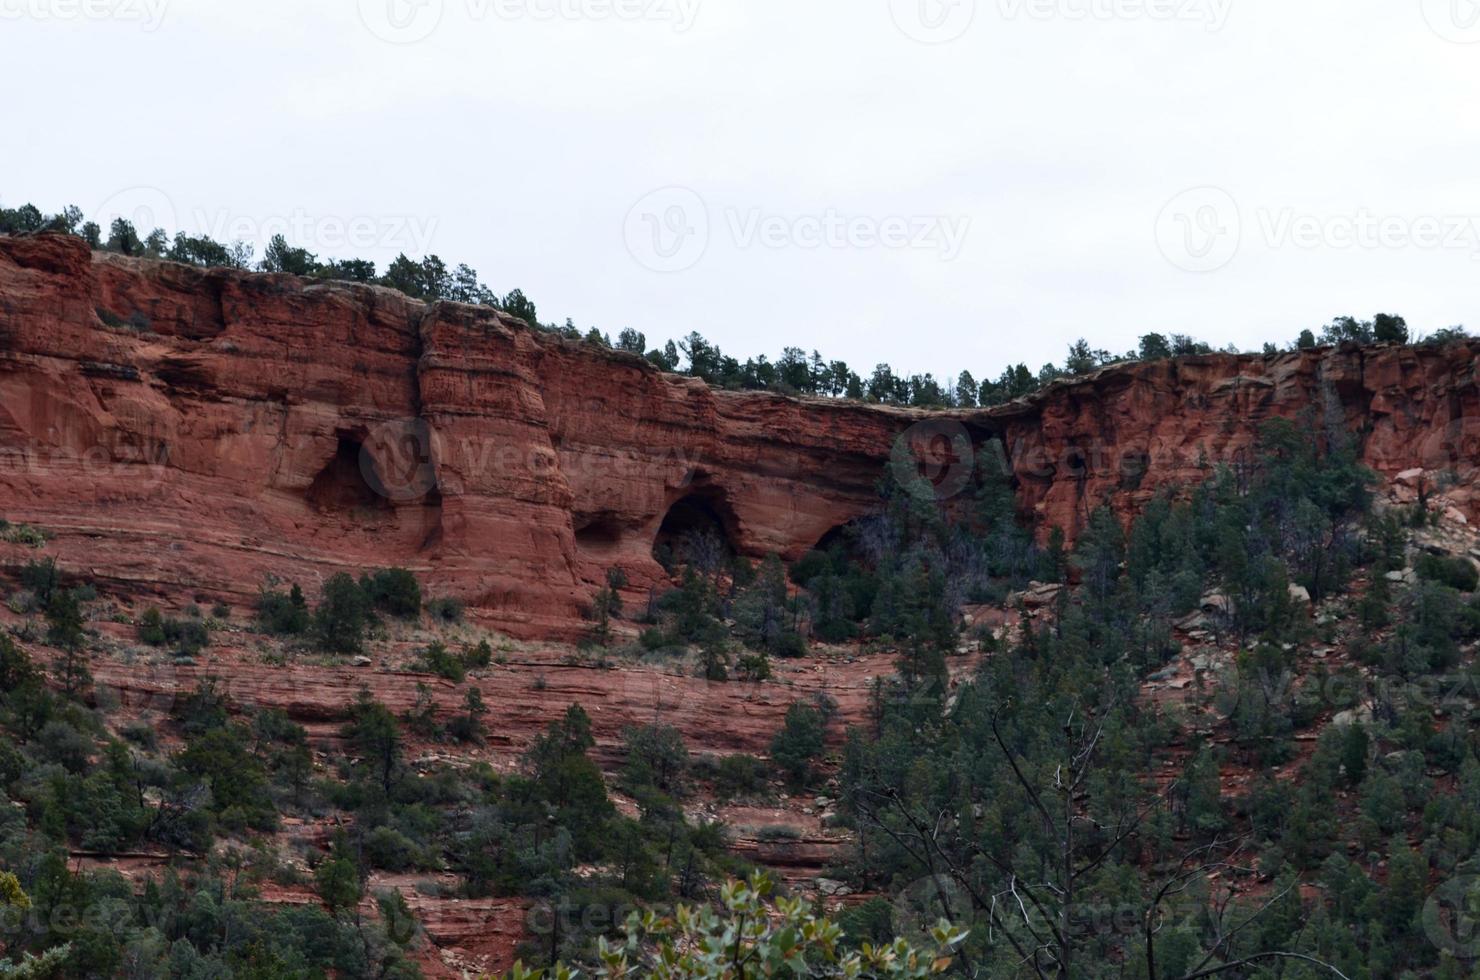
[2,233,1477,637]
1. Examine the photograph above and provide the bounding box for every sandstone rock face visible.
[3,233,1478,636]
[986,344,1480,537]
[0,234,919,637]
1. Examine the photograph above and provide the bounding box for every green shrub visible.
[774,631,808,658]
[33,719,93,773]
[120,722,157,749]
[20,557,61,603]
[755,825,801,841]
[709,753,768,800]
[363,825,424,871]
[425,597,464,623]
[343,690,405,797]
[176,724,277,829]
[315,853,363,914]
[53,644,92,699]
[0,522,48,547]
[172,677,230,736]
[418,642,465,682]
[360,568,421,618]
[493,871,967,980]
[465,639,493,668]
[0,633,39,689]
[1416,553,1479,592]
[622,724,689,797]
[446,687,488,744]
[736,652,772,681]
[166,618,210,656]
[836,897,897,949]
[138,608,209,654]
[137,608,168,645]
[44,589,85,651]
[315,574,370,653]
[788,549,834,588]
[258,584,310,635]
[770,702,825,788]
[0,735,23,786]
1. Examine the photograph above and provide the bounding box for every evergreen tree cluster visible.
[5,197,1465,412]
[806,414,1480,978]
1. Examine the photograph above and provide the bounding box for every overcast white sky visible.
[5,0,1480,380]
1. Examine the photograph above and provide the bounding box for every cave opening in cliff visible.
[813,517,883,561]
[575,513,625,556]
[653,492,737,572]
[814,523,852,553]
[307,433,392,514]
[1064,447,1089,479]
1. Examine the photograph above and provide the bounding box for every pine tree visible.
[44,589,85,653]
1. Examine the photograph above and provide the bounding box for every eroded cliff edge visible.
[2,232,1477,637]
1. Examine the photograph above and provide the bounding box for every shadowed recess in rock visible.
[307,433,392,514]
[654,489,739,567]
[573,513,625,555]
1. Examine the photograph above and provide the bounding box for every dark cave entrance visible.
[802,518,880,575]
[814,523,852,553]
[307,433,392,513]
[574,513,626,556]
[653,491,738,572]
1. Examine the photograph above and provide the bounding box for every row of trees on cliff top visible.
[1,198,1467,410]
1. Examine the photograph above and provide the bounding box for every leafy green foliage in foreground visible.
[498,872,967,980]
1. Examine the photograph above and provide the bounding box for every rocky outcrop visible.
[2,232,1478,637]
[987,342,1480,536]
[0,234,918,637]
